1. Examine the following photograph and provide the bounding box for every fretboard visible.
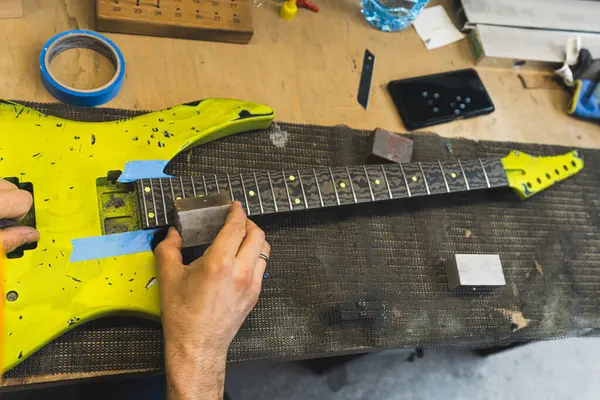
[136,158,509,229]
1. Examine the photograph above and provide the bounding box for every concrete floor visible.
[225,338,600,400]
[5,337,600,399]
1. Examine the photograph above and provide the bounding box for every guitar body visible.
[0,99,274,372]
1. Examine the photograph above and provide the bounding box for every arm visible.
[155,201,270,400]
[0,179,40,253]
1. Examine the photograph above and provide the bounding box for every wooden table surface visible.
[0,0,598,149]
[0,0,598,387]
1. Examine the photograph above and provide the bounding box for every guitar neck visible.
[136,157,509,230]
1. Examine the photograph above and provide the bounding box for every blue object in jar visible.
[361,0,429,32]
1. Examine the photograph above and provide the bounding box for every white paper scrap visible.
[413,5,464,50]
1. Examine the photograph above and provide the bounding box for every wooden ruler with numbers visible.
[96,0,254,44]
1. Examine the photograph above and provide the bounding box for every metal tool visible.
[445,254,506,290]
[174,194,233,248]
[357,49,375,109]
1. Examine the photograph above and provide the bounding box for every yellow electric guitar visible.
[0,98,583,373]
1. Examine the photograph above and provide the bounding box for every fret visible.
[168,178,176,202]
[420,162,448,195]
[346,167,358,203]
[282,171,294,210]
[312,168,337,206]
[226,174,235,201]
[345,166,371,203]
[365,165,392,201]
[240,173,250,215]
[174,177,185,200]
[214,174,220,194]
[179,177,186,198]
[239,173,260,215]
[141,179,150,227]
[267,171,279,212]
[282,171,307,210]
[460,159,490,191]
[458,159,470,191]
[187,176,196,197]
[439,160,468,192]
[480,158,509,188]
[479,158,491,188]
[149,178,159,225]
[328,167,356,205]
[401,163,429,197]
[254,172,276,213]
[418,162,431,195]
[202,175,208,196]
[399,163,412,197]
[363,165,375,202]
[159,178,168,224]
[313,169,325,207]
[438,161,450,193]
[190,177,197,197]
[381,164,409,199]
[328,167,341,206]
[200,174,217,195]
[267,172,292,211]
[228,174,249,211]
[381,165,393,199]
[297,170,309,209]
[253,172,265,214]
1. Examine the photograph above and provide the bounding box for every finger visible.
[210,202,247,260]
[1,226,39,253]
[0,189,33,220]
[154,228,184,283]
[236,219,265,264]
[251,241,270,293]
[0,180,17,190]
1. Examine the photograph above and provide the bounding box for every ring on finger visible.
[258,253,269,265]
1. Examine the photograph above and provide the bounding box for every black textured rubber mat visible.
[5,102,600,379]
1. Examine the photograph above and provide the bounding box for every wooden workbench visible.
[0,0,598,149]
[0,0,599,387]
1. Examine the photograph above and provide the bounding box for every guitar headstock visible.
[501,150,584,199]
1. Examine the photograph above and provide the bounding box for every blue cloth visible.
[569,79,600,120]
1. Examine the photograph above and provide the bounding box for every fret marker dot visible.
[411,176,418,182]
[294,198,301,205]
[144,187,151,193]
[339,182,346,188]
[249,190,255,197]
[450,172,457,179]
[176,196,182,200]
[375,179,381,185]
[289,175,296,181]
[148,212,155,218]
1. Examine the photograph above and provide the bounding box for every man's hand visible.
[0,179,39,253]
[155,201,270,400]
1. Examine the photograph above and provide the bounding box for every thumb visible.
[154,228,184,283]
[1,226,39,253]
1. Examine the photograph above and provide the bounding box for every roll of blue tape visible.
[40,30,125,107]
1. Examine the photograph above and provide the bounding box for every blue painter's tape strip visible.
[72,160,173,261]
[40,30,126,107]
[118,160,174,183]
[71,229,158,262]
